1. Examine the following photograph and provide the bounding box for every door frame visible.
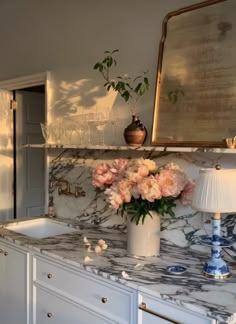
[0,71,50,218]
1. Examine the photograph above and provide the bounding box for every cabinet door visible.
[0,241,29,324]
[33,286,114,324]
[138,293,216,324]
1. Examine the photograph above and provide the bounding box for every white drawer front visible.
[34,256,135,324]
[139,292,215,324]
[33,286,113,324]
[141,310,173,324]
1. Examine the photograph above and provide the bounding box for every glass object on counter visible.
[95,111,109,145]
[110,118,116,145]
[40,123,51,144]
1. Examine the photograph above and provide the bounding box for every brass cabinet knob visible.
[47,273,53,279]
[101,297,108,303]
[139,302,181,323]
[47,312,53,318]
[3,251,8,256]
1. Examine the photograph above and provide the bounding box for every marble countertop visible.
[0,217,236,323]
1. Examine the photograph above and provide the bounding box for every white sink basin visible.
[6,218,78,239]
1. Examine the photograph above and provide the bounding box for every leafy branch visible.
[94,50,149,107]
[120,196,177,225]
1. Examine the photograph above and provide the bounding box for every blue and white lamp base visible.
[202,249,231,279]
[199,217,233,280]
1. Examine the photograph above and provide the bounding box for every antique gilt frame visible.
[151,0,231,147]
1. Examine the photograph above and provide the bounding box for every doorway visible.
[15,85,46,218]
[0,72,49,220]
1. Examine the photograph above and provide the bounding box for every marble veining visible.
[48,149,236,258]
[0,217,236,323]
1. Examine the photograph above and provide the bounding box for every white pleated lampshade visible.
[192,168,236,213]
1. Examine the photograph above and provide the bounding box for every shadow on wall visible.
[47,70,149,146]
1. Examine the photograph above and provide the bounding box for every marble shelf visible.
[23,143,236,153]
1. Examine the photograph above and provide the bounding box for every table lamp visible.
[192,165,236,279]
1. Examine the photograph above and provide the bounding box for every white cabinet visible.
[32,255,137,324]
[0,237,227,324]
[138,292,216,324]
[0,240,30,324]
[34,286,114,324]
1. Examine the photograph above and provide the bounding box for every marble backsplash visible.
[49,149,236,252]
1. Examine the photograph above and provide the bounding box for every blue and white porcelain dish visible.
[198,235,234,247]
[166,265,187,274]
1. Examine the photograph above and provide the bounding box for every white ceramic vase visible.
[127,211,161,257]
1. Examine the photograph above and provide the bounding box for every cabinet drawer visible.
[33,286,113,324]
[138,292,216,324]
[33,256,135,324]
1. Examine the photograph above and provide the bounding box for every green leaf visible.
[144,77,149,89]
[107,56,113,67]
[98,64,104,72]
[115,81,125,91]
[134,83,141,92]
[102,56,111,65]
[122,91,130,102]
[93,62,101,70]
[112,49,119,53]
[119,196,178,225]
[135,83,145,96]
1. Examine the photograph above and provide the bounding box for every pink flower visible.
[137,176,162,202]
[92,158,194,218]
[156,169,187,197]
[117,179,132,203]
[111,159,128,174]
[92,163,115,187]
[131,184,141,199]
[180,179,195,205]
[125,159,151,183]
[94,163,110,175]
[142,159,158,172]
[164,162,181,171]
[105,187,124,210]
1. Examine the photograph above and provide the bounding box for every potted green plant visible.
[94,49,150,146]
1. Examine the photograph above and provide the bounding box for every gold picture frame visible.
[151,0,236,147]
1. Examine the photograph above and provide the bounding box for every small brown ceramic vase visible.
[123,115,147,147]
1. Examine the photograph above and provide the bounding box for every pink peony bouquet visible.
[92,158,195,224]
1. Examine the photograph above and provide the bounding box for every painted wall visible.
[0,0,197,144]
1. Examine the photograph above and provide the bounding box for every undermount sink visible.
[6,218,79,239]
